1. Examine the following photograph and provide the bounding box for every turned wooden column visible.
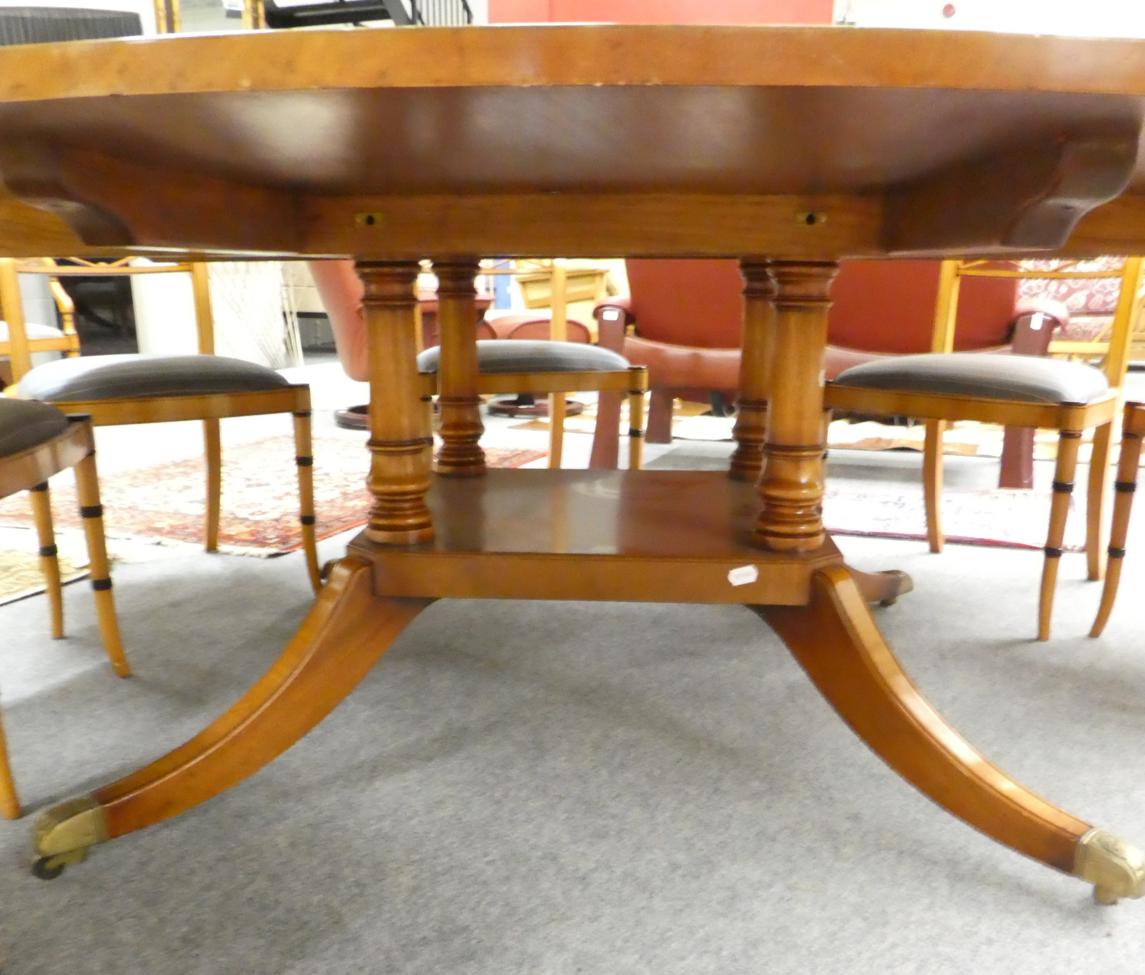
[433,259,486,476]
[754,261,838,551]
[358,260,435,545]
[729,259,774,482]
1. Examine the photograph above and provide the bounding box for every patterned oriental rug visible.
[0,549,87,605]
[822,481,1085,552]
[521,401,1086,462]
[646,443,1087,553]
[0,437,546,559]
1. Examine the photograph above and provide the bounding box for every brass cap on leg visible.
[1075,828,1145,904]
[34,795,108,858]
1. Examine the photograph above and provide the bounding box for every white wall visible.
[834,0,1145,37]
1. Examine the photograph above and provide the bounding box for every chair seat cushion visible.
[15,354,292,402]
[833,352,1110,405]
[417,340,630,375]
[0,397,69,458]
[0,320,66,343]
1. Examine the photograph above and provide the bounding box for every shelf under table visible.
[348,469,841,605]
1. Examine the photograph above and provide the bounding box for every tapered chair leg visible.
[292,408,322,593]
[28,481,64,639]
[74,451,130,678]
[627,373,646,470]
[923,419,946,553]
[1086,420,1114,582]
[203,417,222,553]
[1039,429,1083,641]
[1091,406,1144,637]
[0,713,17,820]
[547,393,567,469]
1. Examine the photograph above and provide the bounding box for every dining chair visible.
[0,398,129,819]
[825,258,1144,640]
[3,258,322,592]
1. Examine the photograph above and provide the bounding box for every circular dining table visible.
[3,23,1145,904]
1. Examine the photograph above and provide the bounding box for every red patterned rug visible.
[0,437,545,556]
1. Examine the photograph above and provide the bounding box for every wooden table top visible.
[1,25,1144,260]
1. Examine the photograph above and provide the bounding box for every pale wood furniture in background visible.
[4,26,1145,904]
[153,0,180,33]
[0,401,128,820]
[510,258,613,336]
[2,258,322,592]
[479,258,631,468]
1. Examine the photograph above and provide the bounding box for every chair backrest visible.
[831,260,1019,353]
[0,258,216,383]
[1012,255,1145,384]
[492,317,592,343]
[624,259,744,349]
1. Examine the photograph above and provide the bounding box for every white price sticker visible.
[727,564,759,587]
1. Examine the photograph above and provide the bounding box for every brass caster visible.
[1075,828,1145,905]
[31,848,88,880]
[32,795,108,879]
[878,570,914,607]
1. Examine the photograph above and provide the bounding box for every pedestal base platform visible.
[349,469,842,605]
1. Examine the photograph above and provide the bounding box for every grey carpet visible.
[2,525,1145,974]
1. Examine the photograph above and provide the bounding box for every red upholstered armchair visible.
[595,258,1061,453]
[594,260,742,442]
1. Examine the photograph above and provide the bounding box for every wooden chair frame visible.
[951,257,1145,371]
[2,258,321,592]
[0,413,128,819]
[1090,400,1145,637]
[0,258,81,383]
[421,364,648,471]
[824,256,1144,641]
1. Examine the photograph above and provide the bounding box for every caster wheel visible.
[31,856,66,880]
[30,846,87,879]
